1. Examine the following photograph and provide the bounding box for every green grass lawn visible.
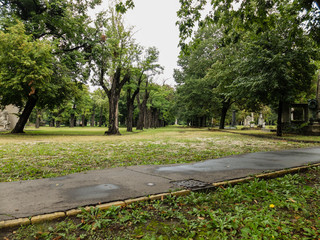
[2,167,320,239]
[0,126,319,182]
[221,127,320,142]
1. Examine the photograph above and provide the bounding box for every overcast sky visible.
[91,0,181,86]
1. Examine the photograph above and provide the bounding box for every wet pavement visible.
[1,147,320,221]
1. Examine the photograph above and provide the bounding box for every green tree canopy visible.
[0,0,102,133]
[175,0,320,135]
[0,21,75,133]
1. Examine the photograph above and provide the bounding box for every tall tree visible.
[136,78,150,130]
[177,0,320,135]
[0,0,100,133]
[233,17,318,136]
[91,8,137,135]
[126,47,162,132]
[0,21,74,133]
[174,25,226,128]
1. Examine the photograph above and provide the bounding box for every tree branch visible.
[130,72,144,102]
[99,68,110,98]
[119,71,130,90]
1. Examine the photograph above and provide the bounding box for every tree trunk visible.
[126,92,134,132]
[136,94,145,130]
[106,92,120,135]
[136,80,150,130]
[219,99,231,129]
[11,94,38,133]
[126,81,141,132]
[70,113,75,127]
[81,115,85,127]
[90,106,95,127]
[50,118,55,127]
[99,106,103,127]
[145,107,151,129]
[35,109,41,128]
[100,67,130,135]
[277,100,283,137]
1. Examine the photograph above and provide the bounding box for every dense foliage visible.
[0,0,172,134]
[174,0,320,135]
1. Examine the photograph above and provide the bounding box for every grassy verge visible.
[221,128,320,142]
[0,127,319,182]
[2,167,320,239]
[0,126,318,182]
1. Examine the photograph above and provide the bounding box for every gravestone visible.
[244,113,255,127]
[0,110,10,129]
[0,105,19,131]
[244,116,251,127]
[258,113,265,127]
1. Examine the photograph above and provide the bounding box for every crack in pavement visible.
[0,213,18,220]
[125,167,173,181]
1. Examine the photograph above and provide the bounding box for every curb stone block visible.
[0,218,30,229]
[149,193,168,201]
[172,190,191,197]
[212,177,254,187]
[66,209,82,217]
[31,212,65,224]
[96,201,125,210]
[125,197,149,205]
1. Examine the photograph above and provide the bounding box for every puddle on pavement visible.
[68,184,119,201]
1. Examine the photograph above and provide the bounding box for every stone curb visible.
[0,190,190,230]
[1,163,320,230]
[212,163,320,188]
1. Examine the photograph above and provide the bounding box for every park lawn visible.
[2,167,320,239]
[220,127,320,142]
[0,126,319,182]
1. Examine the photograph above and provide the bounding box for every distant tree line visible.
[0,0,175,134]
[29,83,175,130]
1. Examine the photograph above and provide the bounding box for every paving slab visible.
[1,147,320,221]
[0,168,173,221]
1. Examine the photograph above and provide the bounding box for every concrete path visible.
[1,147,320,221]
